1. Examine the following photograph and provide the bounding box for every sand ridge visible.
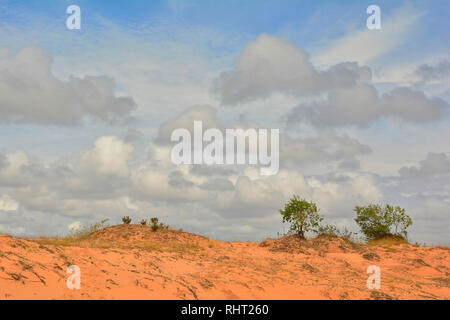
[0,225,448,300]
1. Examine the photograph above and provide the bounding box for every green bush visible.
[122,216,132,224]
[354,204,412,240]
[140,219,148,226]
[279,195,323,239]
[149,217,169,232]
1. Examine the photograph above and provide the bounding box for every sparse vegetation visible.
[121,216,169,230]
[67,219,110,240]
[34,220,196,252]
[149,217,169,232]
[354,204,412,241]
[317,224,356,241]
[278,197,415,245]
[122,216,132,224]
[279,196,323,239]
[368,234,409,246]
[35,219,110,247]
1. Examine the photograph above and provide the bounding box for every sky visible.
[0,0,449,245]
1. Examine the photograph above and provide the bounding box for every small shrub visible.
[140,219,148,226]
[122,216,132,224]
[149,217,169,232]
[317,224,338,236]
[279,195,323,239]
[413,241,426,247]
[354,204,412,240]
[368,234,409,246]
[318,224,356,241]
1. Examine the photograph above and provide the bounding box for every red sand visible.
[0,225,448,300]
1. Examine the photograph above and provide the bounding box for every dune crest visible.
[0,225,448,300]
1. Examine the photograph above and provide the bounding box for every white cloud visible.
[131,165,208,202]
[280,129,371,169]
[81,136,134,178]
[212,34,371,105]
[415,58,450,83]
[0,151,29,178]
[0,195,19,211]
[68,221,81,231]
[212,34,448,129]
[0,26,448,245]
[156,105,221,143]
[289,85,448,127]
[0,122,448,243]
[0,45,136,125]
[399,152,450,178]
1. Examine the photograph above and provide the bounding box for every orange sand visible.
[0,225,448,300]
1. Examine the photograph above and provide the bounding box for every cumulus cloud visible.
[373,153,450,244]
[215,168,383,220]
[0,110,375,239]
[0,151,34,187]
[212,34,371,105]
[155,104,371,171]
[131,163,208,202]
[0,195,19,212]
[199,178,234,191]
[399,152,450,178]
[0,137,207,236]
[0,45,136,125]
[189,165,237,177]
[280,130,371,170]
[0,131,448,244]
[0,39,448,243]
[212,34,448,128]
[81,136,134,178]
[156,105,221,143]
[415,59,450,82]
[288,85,448,127]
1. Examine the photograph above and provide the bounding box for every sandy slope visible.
[0,225,448,300]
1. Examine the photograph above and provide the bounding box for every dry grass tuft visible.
[368,234,409,246]
[34,222,205,253]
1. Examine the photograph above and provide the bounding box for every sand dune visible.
[0,225,448,300]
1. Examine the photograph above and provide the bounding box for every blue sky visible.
[0,0,449,244]
[1,0,448,56]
